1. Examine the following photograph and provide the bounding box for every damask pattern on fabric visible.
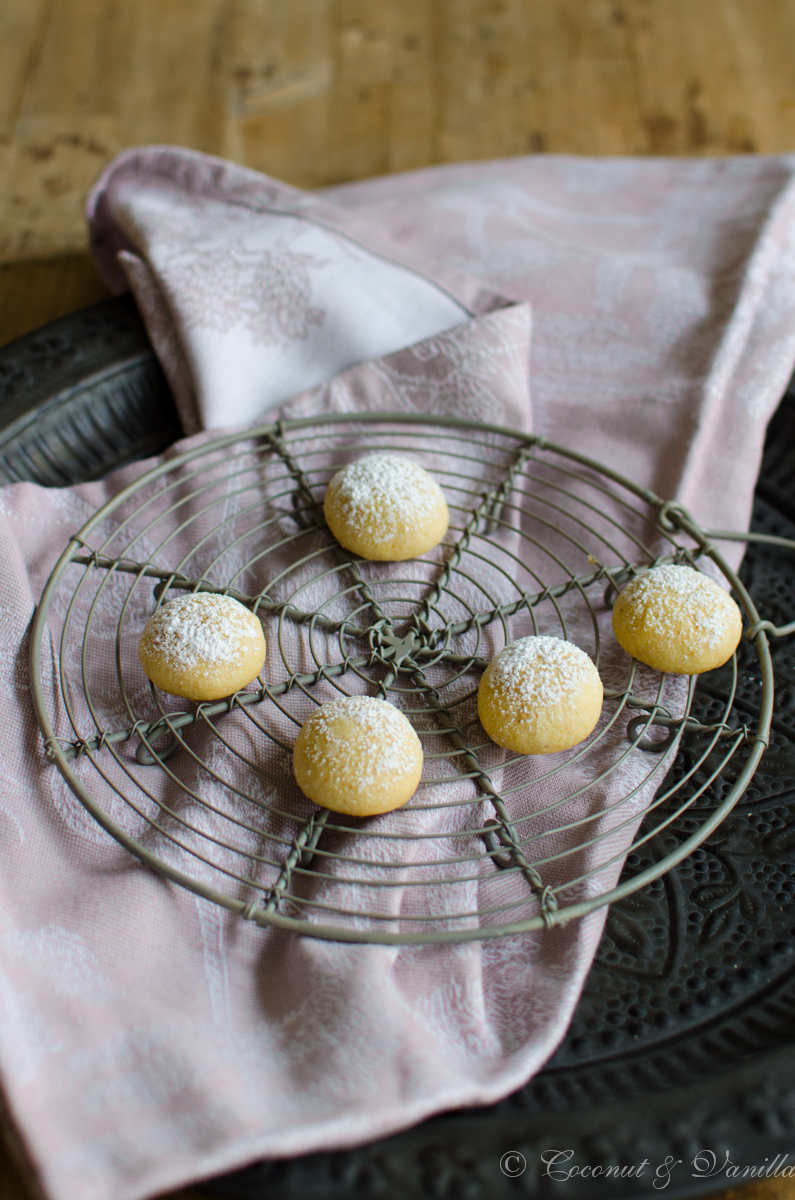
[0,147,791,1200]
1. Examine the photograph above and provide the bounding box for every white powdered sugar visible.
[487,636,595,721]
[329,455,441,539]
[620,564,731,649]
[142,593,260,671]
[301,696,419,789]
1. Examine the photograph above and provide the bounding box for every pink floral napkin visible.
[0,147,793,1200]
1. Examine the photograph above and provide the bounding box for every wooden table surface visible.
[3,2,795,1197]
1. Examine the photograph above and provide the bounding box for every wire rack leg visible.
[410,666,558,926]
[242,807,331,920]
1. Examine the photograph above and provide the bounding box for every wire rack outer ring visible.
[29,412,774,945]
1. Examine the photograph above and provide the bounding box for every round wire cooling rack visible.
[30,412,779,946]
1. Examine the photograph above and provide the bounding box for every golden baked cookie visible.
[478,635,603,755]
[293,695,423,816]
[138,592,266,702]
[324,454,449,561]
[612,564,742,674]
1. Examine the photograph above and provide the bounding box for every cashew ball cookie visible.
[478,636,604,756]
[293,695,423,817]
[612,564,742,675]
[324,454,449,561]
[138,592,266,702]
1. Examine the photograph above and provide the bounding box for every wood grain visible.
[3,0,795,271]
[1,3,795,1199]
[0,254,109,344]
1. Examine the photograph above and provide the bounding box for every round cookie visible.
[612,564,742,675]
[324,454,449,561]
[293,695,423,817]
[478,636,603,755]
[138,592,266,702]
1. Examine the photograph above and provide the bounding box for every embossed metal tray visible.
[3,300,795,1200]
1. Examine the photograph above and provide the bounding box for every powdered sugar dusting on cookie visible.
[299,696,420,791]
[141,593,261,673]
[328,455,443,542]
[487,636,596,726]
[619,565,733,650]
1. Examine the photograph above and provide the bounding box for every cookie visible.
[324,454,449,561]
[612,563,742,674]
[293,695,423,816]
[138,592,266,702]
[478,635,603,755]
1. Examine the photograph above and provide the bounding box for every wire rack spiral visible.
[30,413,774,945]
